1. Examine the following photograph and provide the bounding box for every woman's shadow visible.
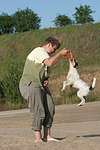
[54,137,67,141]
[82,134,100,138]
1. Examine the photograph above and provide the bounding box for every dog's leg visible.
[77,91,86,106]
[61,81,72,91]
[61,81,67,91]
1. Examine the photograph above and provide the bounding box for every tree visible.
[0,12,14,34]
[73,5,95,24]
[13,7,41,32]
[52,14,72,27]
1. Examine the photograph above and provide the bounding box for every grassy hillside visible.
[0,23,100,76]
[0,23,100,110]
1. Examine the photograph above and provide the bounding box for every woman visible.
[19,36,68,142]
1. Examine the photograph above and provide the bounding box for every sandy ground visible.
[0,101,100,150]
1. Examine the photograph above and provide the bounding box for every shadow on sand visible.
[82,134,100,138]
[76,134,100,138]
[54,137,67,141]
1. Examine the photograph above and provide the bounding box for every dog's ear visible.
[73,59,78,68]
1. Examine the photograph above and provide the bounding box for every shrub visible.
[1,62,26,109]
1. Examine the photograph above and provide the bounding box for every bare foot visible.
[35,139,43,143]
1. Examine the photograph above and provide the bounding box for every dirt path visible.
[0,101,100,150]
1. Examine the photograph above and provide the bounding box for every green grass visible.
[0,23,100,110]
[0,23,100,75]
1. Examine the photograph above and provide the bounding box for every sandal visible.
[43,138,59,142]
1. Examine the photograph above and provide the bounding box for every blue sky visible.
[0,0,100,29]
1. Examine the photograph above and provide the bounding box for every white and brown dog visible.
[61,58,96,106]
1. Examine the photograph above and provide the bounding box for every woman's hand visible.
[43,80,49,87]
[60,48,69,56]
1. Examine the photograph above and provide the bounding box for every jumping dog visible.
[61,58,96,106]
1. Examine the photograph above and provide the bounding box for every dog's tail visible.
[89,78,96,91]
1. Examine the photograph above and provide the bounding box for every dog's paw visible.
[61,89,64,91]
[78,100,86,106]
